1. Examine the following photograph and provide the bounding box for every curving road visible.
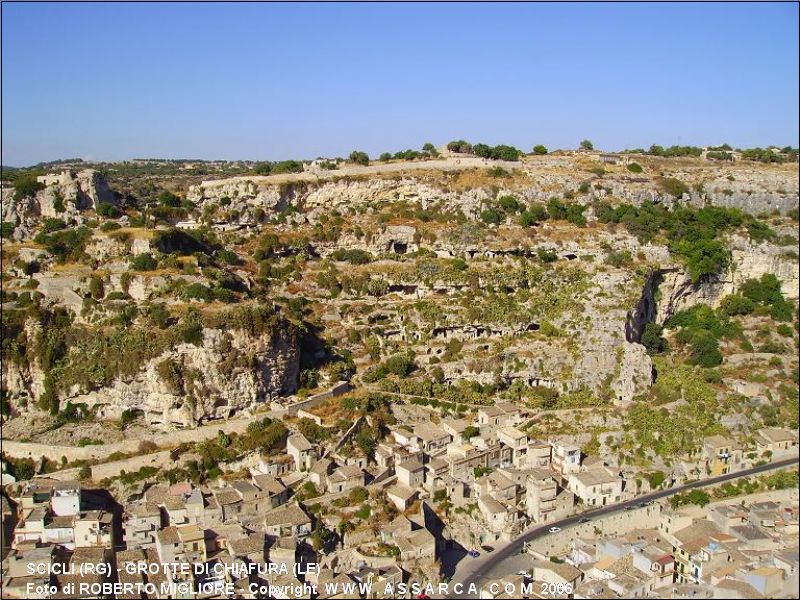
[445,455,799,598]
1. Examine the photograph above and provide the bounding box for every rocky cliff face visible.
[1,169,118,240]
[2,321,300,430]
[654,252,798,325]
[187,157,799,226]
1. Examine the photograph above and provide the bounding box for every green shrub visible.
[626,162,643,173]
[330,248,374,264]
[97,203,121,218]
[88,276,105,300]
[740,274,784,305]
[659,177,689,198]
[13,175,45,201]
[349,151,369,166]
[271,160,304,174]
[536,248,558,263]
[130,253,157,271]
[480,207,503,225]
[685,330,723,367]
[641,322,668,355]
[487,167,510,178]
[720,294,755,316]
[532,145,548,155]
[181,283,214,302]
[447,140,472,153]
[520,204,549,228]
[100,221,121,232]
[1,222,15,238]
[647,471,666,488]
[41,217,67,233]
[362,353,416,382]
[605,249,632,267]
[34,226,91,263]
[746,220,775,243]
[672,238,729,282]
[498,195,523,213]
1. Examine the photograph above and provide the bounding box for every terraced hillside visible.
[1,151,798,475]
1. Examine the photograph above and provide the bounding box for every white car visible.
[517,570,529,577]
[548,526,561,533]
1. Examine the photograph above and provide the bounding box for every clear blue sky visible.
[2,2,798,166]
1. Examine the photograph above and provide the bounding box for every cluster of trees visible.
[670,489,711,508]
[379,143,439,162]
[740,147,799,163]
[446,140,473,153]
[479,194,589,229]
[647,145,704,158]
[720,274,794,322]
[663,304,740,367]
[479,194,524,225]
[33,225,91,264]
[167,417,287,483]
[348,151,369,166]
[329,248,374,264]
[594,201,776,281]
[12,173,45,202]
[446,139,523,160]
[251,160,304,175]
[518,197,587,228]
[619,143,798,163]
[361,352,416,383]
[472,143,523,161]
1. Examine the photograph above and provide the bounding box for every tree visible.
[1,222,15,239]
[13,175,45,202]
[89,276,105,300]
[480,207,503,225]
[579,139,594,151]
[447,140,472,154]
[647,471,666,489]
[532,145,548,155]
[720,294,755,316]
[97,202,121,217]
[379,152,392,161]
[271,160,304,174]
[641,322,667,355]
[349,151,369,166]
[462,426,480,440]
[422,142,437,154]
[253,162,272,175]
[130,253,157,271]
[473,143,492,158]
[492,145,522,161]
[687,330,723,368]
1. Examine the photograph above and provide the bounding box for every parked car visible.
[481,545,495,553]
[468,550,480,558]
[579,517,591,523]
[548,526,561,533]
[517,570,529,577]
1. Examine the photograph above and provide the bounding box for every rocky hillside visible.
[1,153,798,440]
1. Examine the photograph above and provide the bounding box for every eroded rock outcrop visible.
[2,320,301,430]
[1,169,118,240]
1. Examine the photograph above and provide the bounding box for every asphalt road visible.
[446,455,799,598]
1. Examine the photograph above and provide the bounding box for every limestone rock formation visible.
[1,169,118,240]
[2,321,300,430]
